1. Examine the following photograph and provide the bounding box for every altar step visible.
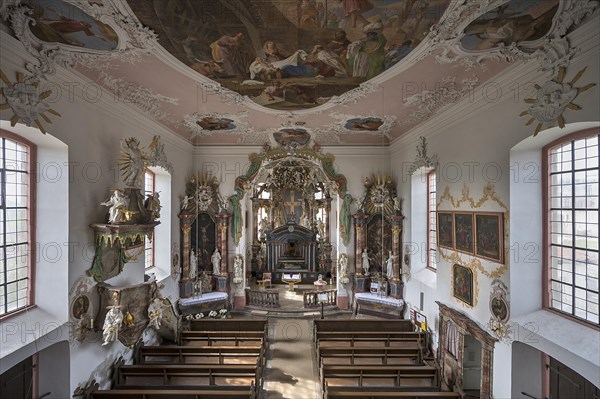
[234,306,352,319]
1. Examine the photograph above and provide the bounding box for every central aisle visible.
[262,318,320,399]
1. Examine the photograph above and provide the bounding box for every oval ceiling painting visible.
[460,0,559,52]
[26,0,119,51]
[126,0,451,111]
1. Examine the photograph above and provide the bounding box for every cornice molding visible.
[0,31,193,153]
[390,14,600,155]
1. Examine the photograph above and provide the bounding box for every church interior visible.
[0,0,599,398]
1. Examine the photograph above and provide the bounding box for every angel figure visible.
[181,195,192,211]
[147,297,164,330]
[119,137,147,189]
[101,189,129,223]
[216,192,228,213]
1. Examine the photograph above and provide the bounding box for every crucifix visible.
[284,190,303,223]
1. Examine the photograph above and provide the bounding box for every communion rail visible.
[304,289,337,308]
[245,288,280,308]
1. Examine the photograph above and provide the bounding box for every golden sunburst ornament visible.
[0,69,61,133]
[520,67,595,136]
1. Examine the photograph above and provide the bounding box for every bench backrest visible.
[189,319,267,332]
[90,389,254,398]
[314,319,413,333]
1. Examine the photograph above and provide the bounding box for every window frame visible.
[426,170,437,271]
[542,130,599,328]
[0,130,37,319]
[144,168,155,270]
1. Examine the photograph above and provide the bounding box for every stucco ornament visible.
[409,136,439,175]
[0,69,61,133]
[520,67,596,135]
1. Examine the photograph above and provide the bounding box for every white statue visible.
[361,248,370,275]
[211,248,221,275]
[190,249,198,280]
[147,297,164,330]
[181,195,192,210]
[216,192,228,213]
[233,255,243,284]
[393,196,401,212]
[339,254,348,278]
[102,298,124,346]
[101,190,129,224]
[119,137,147,189]
[259,216,269,238]
[386,250,396,279]
[317,218,326,238]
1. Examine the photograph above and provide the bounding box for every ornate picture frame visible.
[474,212,504,263]
[454,212,474,254]
[437,212,454,249]
[452,264,473,306]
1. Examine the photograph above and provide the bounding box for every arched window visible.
[427,170,437,271]
[0,132,36,317]
[544,131,599,325]
[144,169,155,269]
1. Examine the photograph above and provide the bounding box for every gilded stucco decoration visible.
[437,183,509,279]
[487,279,513,342]
[519,66,596,136]
[0,68,61,133]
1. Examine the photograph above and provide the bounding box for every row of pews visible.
[315,319,460,399]
[90,319,268,399]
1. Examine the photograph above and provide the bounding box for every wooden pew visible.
[180,331,265,347]
[90,389,255,398]
[320,364,439,388]
[324,388,460,399]
[189,319,268,335]
[117,364,261,388]
[314,319,414,334]
[316,332,425,348]
[138,346,264,365]
[318,346,422,365]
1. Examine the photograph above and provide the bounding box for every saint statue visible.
[317,218,326,239]
[386,250,396,279]
[339,254,348,279]
[119,137,147,189]
[147,297,163,330]
[190,249,198,280]
[211,248,222,275]
[361,248,370,275]
[145,192,161,220]
[101,189,129,224]
[233,255,243,284]
[102,293,123,346]
[393,196,401,212]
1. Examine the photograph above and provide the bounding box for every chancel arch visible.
[229,143,351,284]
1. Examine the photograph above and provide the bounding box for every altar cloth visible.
[354,292,405,318]
[180,291,228,306]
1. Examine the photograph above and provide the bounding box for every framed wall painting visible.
[474,212,504,263]
[452,264,473,306]
[454,212,474,254]
[437,212,454,249]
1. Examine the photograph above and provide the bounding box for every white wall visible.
[0,32,194,392]
[391,15,600,398]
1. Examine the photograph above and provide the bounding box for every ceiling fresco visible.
[2,0,597,145]
[126,0,452,111]
[27,0,118,50]
[460,0,559,52]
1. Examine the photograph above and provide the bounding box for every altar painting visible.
[126,0,451,111]
[191,212,217,271]
[366,214,392,271]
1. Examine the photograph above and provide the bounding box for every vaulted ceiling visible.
[1,0,597,145]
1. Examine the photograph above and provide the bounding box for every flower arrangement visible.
[184,308,228,321]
